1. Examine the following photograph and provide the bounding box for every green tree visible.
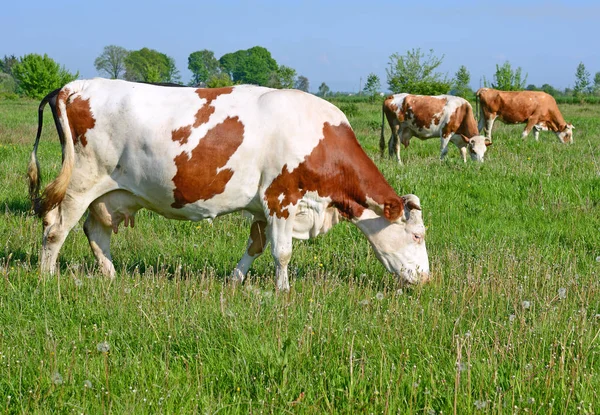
[362,73,381,98]
[541,83,559,96]
[94,45,129,79]
[188,50,220,86]
[295,75,309,92]
[218,46,278,86]
[318,82,330,97]
[484,61,527,91]
[124,48,180,83]
[12,53,78,99]
[594,72,600,95]
[386,48,451,95]
[267,65,297,89]
[1,55,18,75]
[453,65,472,98]
[574,62,591,96]
[206,73,234,88]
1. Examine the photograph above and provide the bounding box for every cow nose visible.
[418,271,430,284]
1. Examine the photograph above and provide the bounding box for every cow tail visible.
[29,86,76,217]
[380,101,386,157]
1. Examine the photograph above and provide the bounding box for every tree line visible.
[1,46,600,102]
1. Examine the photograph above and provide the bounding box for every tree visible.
[188,49,220,86]
[295,75,309,92]
[453,65,472,98]
[318,82,330,97]
[124,48,180,83]
[574,62,591,96]
[267,65,297,89]
[386,48,451,95]
[484,61,527,91]
[594,72,600,95]
[1,55,18,76]
[541,84,559,96]
[218,46,278,86]
[12,53,78,99]
[94,45,128,79]
[206,73,234,88]
[362,73,381,98]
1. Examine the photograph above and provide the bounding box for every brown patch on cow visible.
[403,95,447,130]
[171,87,234,145]
[443,102,478,138]
[171,116,244,208]
[247,220,267,256]
[171,125,192,145]
[264,122,403,220]
[65,96,95,147]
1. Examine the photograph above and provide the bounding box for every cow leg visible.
[231,220,268,283]
[533,126,540,141]
[440,135,452,160]
[522,119,537,139]
[484,116,496,140]
[40,195,95,275]
[83,211,115,277]
[267,212,296,291]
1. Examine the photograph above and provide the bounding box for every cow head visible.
[556,123,574,144]
[356,194,430,285]
[461,134,492,162]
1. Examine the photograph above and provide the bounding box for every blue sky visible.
[3,0,598,93]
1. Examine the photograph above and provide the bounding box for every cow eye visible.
[412,233,423,242]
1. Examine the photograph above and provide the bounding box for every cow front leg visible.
[232,220,267,283]
[440,136,452,160]
[267,214,296,291]
[532,125,541,141]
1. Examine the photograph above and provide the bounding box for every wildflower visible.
[558,287,566,299]
[396,288,403,295]
[74,278,83,288]
[52,372,63,385]
[522,300,531,309]
[84,380,92,388]
[97,341,110,353]
[509,314,516,322]
[474,400,488,410]
[376,292,384,301]
[528,397,535,404]
[596,256,600,263]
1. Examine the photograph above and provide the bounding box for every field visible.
[0,95,599,414]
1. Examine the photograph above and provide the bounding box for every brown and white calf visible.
[380,93,491,164]
[476,88,574,143]
[29,78,430,290]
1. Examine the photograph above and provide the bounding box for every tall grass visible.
[1,97,599,414]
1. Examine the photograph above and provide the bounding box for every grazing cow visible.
[29,79,430,290]
[380,94,491,164]
[476,88,574,143]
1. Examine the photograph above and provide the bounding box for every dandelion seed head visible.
[522,300,531,309]
[84,380,92,388]
[558,287,566,299]
[97,341,110,353]
[359,299,369,306]
[74,278,83,288]
[376,292,384,301]
[474,400,488,410]
[509,314,516,323]
[52,372,63,385]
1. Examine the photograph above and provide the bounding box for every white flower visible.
[97,341,110,353]
[558,288,567,299]
[52,372,63,385]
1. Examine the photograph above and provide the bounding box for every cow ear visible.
[383,198,403,222]
[460,134,470,143]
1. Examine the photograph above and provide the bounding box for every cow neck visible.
[264,122,402,221]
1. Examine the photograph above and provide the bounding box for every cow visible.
[28,78,430,291]
[380,93,491,164]
[476,88,574,143]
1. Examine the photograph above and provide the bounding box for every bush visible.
[12,54,78,99]
[0,73,17,94]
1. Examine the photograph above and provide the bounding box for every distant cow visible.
[381,94,491,164]
[29,79,430,290]
[476,88,574,143]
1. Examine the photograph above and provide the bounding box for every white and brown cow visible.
[29,78,430,290]
[381,94,491,164]
[476,88,574,143]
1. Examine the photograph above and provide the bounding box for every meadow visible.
[0,94,599,414]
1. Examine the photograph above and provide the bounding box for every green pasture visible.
[0,96,599,414]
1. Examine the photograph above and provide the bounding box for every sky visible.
[3,0,599,93]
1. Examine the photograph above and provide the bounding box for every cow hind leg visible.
[439,135,452,160]
[267,212,296,291]
[484,116,496,140]
[83,211,115,277]
[231,219,268,283]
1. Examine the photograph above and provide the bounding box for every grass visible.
[1,96,599,414]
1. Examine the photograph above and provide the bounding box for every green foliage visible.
[386,48,451,95]
[317,82,330,97]
[124,47,181,84]
[219,46,278,86]
[0,72,17,94]
[94,45,129,79]
[484,61,527,91]
[594,72,600,95]
[339,102,359,117]
[266,65,297,89]
[362,73,381,100]
[1,98,599,413]
[574,62,591,96]
[294,75,309,92]
[205,72,234,88]
[453,65,472,98]
[1,54,18,75]
[11,54,78,99]
[188,49,220,86]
